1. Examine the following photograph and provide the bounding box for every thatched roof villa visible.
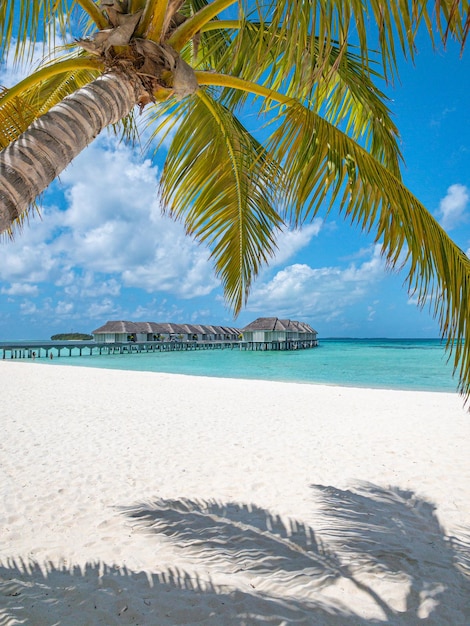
[241,317,318,344]
[91,317,318,350]
[0,318,317,361]
[92,321,241,343]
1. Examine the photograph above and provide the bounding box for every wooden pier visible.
[0,338,318,360]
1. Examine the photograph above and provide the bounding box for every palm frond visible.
[180,2,235,70]
[0,55,102,149]
[138,0,169,40]
[168,0,237,49]
[237,1,390,80]
[0,86,36,150]
[0,0,107,67]
[239,1,469,82]
[158,90,285,313]
[436,0,470,48]
[205,23,402,175]
[265,101,470,399]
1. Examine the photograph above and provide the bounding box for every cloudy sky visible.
[0,30,469,340]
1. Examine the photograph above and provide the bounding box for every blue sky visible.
[0,28,469,340]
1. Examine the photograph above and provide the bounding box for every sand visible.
[0,360,469,625]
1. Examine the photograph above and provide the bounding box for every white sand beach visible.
[1,361,469,625]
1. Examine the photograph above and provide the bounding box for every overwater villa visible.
[0,317,318,360]
[91,321,241,343]
[241,317,318,349]
[92,317,318,350]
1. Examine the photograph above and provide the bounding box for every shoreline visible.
[0,335,459,395]
[1,362,469,624]
[9,353,460,395]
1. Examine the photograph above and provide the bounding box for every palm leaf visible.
[238,0,469,82]
[0,55,103,149]
[265,101,470,398]
[181,1,234,71]
[166,0,235,72]
[157,90,285,313]
[0,0,106,66]
[207,24,402,175]
[0,86,37,150]
[436,0,470,48]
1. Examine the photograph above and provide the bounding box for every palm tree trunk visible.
[0,71,139,234]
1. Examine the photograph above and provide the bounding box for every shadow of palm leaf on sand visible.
[0,557,373,625]
[1,484,469,625]
[120,483,470,625]
[123,498,341,581]
[311,482,470,622]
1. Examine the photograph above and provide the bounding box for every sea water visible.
[32,338,459,393]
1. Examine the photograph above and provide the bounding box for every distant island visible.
[50,333,93,341]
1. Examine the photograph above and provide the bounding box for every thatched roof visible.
[241,317,317,333]
[92,321,141,334]
[92,321,241,336]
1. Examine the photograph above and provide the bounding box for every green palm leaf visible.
[157,90,285,313]
[208,24,402,175]
[181,0,234,68]
[265,101,470,398]
[241,1,469,82]
[0,55,103,149]
[0,1,105,65]
[0,86,36,150]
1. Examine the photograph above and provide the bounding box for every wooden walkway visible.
[0,338,318,360]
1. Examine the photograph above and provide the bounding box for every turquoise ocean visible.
[32,338,459,393]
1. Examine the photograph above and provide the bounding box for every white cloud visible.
[0,239,58,282]
[0,201,66,283]
[0,35,66,88]
[0,24,74,88]
[57,137,219,297]
[0,45,45,87]
[131,299,184,321]
[55,300,74,316]
[407,293,432,307]
[437,184,469,230]
[270,221,323,267]
[19,300,40,315]
[247,244,386,320]
[61,273,121,298]
[367,301,379,322]
[0,136,220,304]
[1,283,39,297]
[87,299,121,320]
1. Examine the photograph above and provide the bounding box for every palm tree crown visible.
[1,0,470,398]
